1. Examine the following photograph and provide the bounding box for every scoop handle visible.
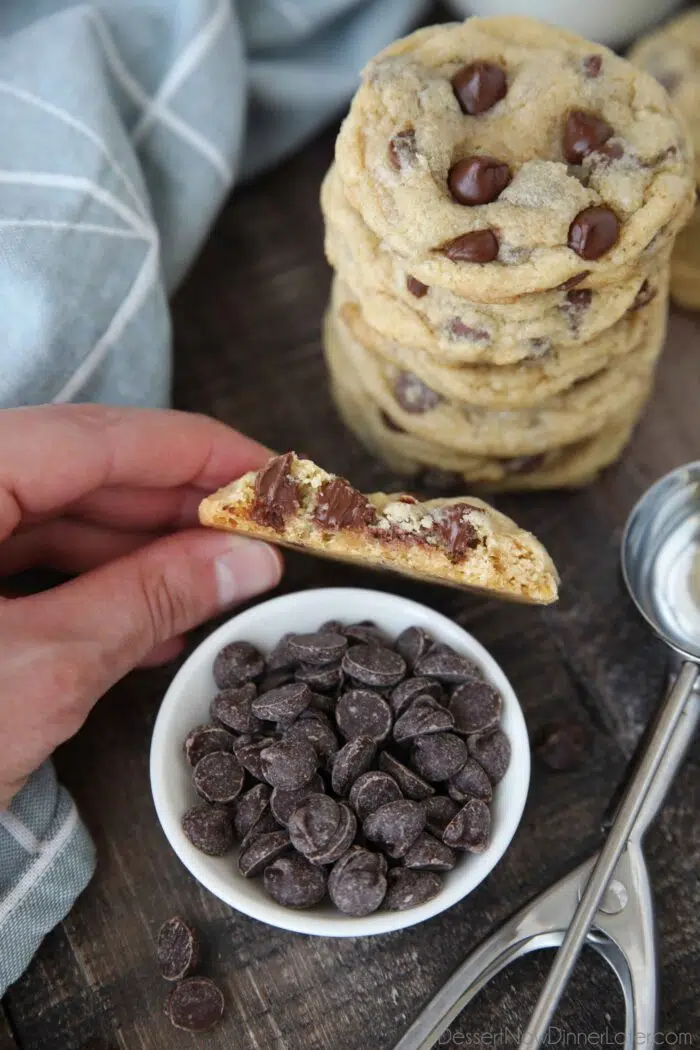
[519,660,698,1050]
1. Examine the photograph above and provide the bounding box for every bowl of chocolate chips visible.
[150,588,529,936]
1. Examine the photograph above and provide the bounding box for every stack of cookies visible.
[630,9,700,312]
[320,16,695,491]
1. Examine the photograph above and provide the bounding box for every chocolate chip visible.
[403,832,456,872]
[595,140,625,163]
[568,207,619,260]
[447,758,493,803]
[233,736,277,781]
[448,155,511,205]
[415,644,483,684]
[412,732,469,782]
[314,479,377,531]
[503,454,545,475]
[252,682,312,723]
[390,676,443,717]
[447,319,491,342]
[238,829,290,877]
[295,663,342,693]
[468,728,511,783]
[561,287,593,331]
[184,724,236,767]
[451,61,507,115]
[336,689,393,743]
[265,634,297,672]
[210,684,262,735]
[157,917,200,981]
[270,775,325,825]
[331,736,377,796]
[286,710,340,766]
[193,751,245,805]
[214,640,264,688]
[287,631,348,666]
[528,337,552,357]
[288,794,357,864]
[385,869,443,911]
[449,681,502,735]
[240,809,281,850]
[232,783,270,841]
[406,275,429,297]
[534,721,591,771]
[394,696,454,743]
[564,111,613,164]
[429,505,480,561]
[388,128,417,170]
[363,799,425,858]
[251,452,300,532]
[342,644,406,689]
[393,371,442,414]
[395,627,433,671]
[425,795,460,837]
[442,229,499,264]
[260,738,319,790]
[629,279,655,312]
[182,804,233,856]
[167,977,224,1032]
[443,798,491,852]
[349,770,402,820]
[379,751,434,801]
[264,855,327,908]
[328,847,388,916]
[343,621,391,646]
[582,54,603,78]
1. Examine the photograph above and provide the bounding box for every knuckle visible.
[139,565,193,647]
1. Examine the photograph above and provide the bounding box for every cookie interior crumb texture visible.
[198,453,559,604]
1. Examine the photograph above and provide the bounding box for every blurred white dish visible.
[150,588,530,937]
[444,0,684,47]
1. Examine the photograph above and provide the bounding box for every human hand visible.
[0,404,283,807]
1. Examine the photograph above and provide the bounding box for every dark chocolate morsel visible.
[184,724,236,767]
[342,644,406,689]
[331,736,377,796]
[363,799,425,859]
[336,689,393,742]
[393,371,443,414]
[429,505,480,561]
[213,641,264,688]
[251,452,300,532]
[193,751,245,805]
[448,155,511,205]
[182,804,233,856]
[259,738,319,790]
[328,847,388,916]
[415,644,483,684]
[167,977,224,1032]
[270,775,325,826]
[447,757,493,803]
[157,917,200,981]
[313,479,377,530]
[403,832,456,872]
[406,275,429,297]
[582,54,603,78]
[210,684,262,735]
[563,110,613,165]
[393,696,454,743]
[395,626,433,670]
[252,681,312,722]
[263,855,327,908]
[568,207,619,260]
[390,676,443,717]
[442,229,499,264]
[388,128,417,170]
[348,770,403,820]
[468,728,511,783]
[232,783,271,841]
[425,795,460,837]
[287,794,356,865]
[449,681,502,735]
[379,751,434,801]
[238,830,290,877]
[411,732,469,782]
[451,61,507,115]
[443,798,491,852]
[384,868,443,911]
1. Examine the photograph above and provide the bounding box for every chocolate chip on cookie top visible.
[448,155,511,206]
[451,61,507,115]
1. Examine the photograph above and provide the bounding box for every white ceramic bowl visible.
[150,588,530,937]
[444,0,684,47]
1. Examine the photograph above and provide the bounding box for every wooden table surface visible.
[2,124,699,1050]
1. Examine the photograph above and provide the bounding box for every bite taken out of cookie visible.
[198,453,559,605]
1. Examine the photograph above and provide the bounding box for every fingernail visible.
[213,537,281,608]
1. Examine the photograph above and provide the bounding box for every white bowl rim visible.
[150,587,530,937]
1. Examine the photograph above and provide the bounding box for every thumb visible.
[22,528,282,702]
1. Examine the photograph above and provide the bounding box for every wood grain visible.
[3,123,699,1049]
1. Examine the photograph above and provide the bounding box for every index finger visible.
[0,404,271,536]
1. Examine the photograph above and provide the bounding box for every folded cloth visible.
[0,0,427,993]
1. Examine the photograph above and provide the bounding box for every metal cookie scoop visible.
[394,462,700,1050]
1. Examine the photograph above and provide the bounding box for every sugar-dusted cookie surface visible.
[335,16,694,300]
[199,453,559,604]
